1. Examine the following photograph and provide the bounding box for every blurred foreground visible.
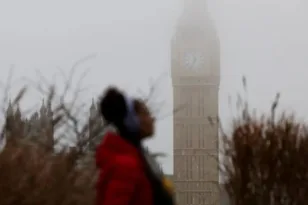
[1,79,308,205]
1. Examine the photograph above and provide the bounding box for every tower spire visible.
[90,98,96,118]
[15,104,21,119]
[7,99,13,116]
[180,0,209,23]
[183,0,207,12]
[178,0,210,30]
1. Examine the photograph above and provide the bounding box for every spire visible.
[46,99,53,117]
[183,0,207,14]
[30,111,39,121]
[173,0,220,79]
[40,99,46,115]
[90,98,95,109]
[178,0,211,28]
[6,100,13,116]
[90,98,96,117]
[15,104,21,119]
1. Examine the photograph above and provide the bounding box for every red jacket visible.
[96,131,153,205]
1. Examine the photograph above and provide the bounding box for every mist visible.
[0,0,308,173]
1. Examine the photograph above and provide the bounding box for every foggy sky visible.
[0,0,308,173]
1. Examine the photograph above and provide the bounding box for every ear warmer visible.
[123,96,140,132]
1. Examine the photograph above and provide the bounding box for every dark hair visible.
[99,87,126,125]
[99,87,143,126]
[99,87,174,205]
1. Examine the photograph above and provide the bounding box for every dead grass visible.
[222,79,308,205]
[0,63,168,205]
[0,141,96,205]
[0,63,100,205]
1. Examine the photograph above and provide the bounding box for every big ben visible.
[171,1,220,205]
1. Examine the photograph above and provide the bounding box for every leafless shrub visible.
[0,59,171,205]
[0,141,96,205]
[0,58,100,205]
[222,77,308,205]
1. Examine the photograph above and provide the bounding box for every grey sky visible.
[0,0,307,173]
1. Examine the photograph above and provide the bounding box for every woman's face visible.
[136,101,155,138]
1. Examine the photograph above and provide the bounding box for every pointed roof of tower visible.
[90,98,95,110]
[46,99,53,117]
[30,111,39,121]
[173,0,220,79]
[90,98,97,117]
[183,0,208,16]
[178,0,211,28]
[6,100,13,116]
[40,99,46,115]
[15,104,21,119]
[177,0,216,35]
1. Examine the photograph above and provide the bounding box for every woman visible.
[96,87,175,205]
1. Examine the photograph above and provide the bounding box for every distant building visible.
[6,100,54,148]
[88,99,105,150]
[5,99,104,151]
[172,0,220,204]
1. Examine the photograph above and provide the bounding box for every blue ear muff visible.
[123,96,140,133]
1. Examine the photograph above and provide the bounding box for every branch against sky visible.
[0,55,105,158]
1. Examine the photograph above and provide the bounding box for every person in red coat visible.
[96,87,175,205]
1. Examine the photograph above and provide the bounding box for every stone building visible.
[6,100,54,148]
[5,99,104,151]
[88,99,105,150]
[171,0,220,205]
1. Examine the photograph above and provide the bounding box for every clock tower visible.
[171,1,220,205]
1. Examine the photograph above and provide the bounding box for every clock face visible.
[183,52,204,71]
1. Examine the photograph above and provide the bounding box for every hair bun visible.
[99,86,127,124]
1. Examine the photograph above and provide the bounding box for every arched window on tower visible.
[196,88,199,117]
[192,124,197,148]
[198,124,202,149]
[190,125,193,148]
[188,88,192,118]
[202,125,207,149]
[183,88,189,118]
[203,92,208,118]
[185,124,190,148]
[198,124,201,149]
[188,155,193,180]
[181,124,185,148]
[200,154,204,180]
[202,87,206,118]
[200,88,204,118]
[175,123,181,148]
[192,88,196,117]
[199,124,202,148]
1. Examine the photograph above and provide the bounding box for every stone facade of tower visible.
[171,1,220,205]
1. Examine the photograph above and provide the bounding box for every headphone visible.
[123,96,140,133]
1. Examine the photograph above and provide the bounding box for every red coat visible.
[96,131,153,205]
